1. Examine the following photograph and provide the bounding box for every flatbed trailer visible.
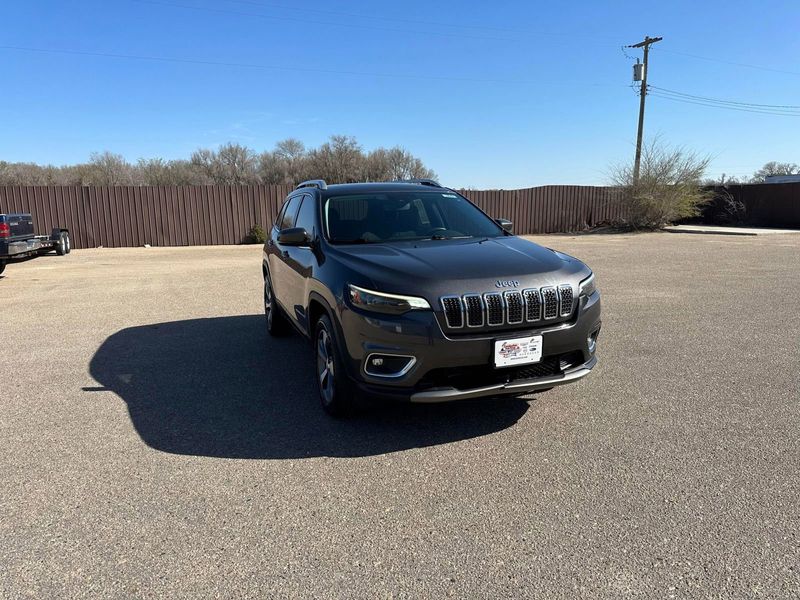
[0,213,71,276]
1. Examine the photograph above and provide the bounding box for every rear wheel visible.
[264,277,289,336]
[315,315,356,417]
[56,232,70,256]
[0,262,5,276]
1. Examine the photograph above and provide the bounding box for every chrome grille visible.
[541,287,559,320]
[440,284,573,329]
[523,288,541,322]
[484,293,504,326]
[441,296,463,328]
[463,294,484,327]
[558,284,574,317]
[504,291,524,324]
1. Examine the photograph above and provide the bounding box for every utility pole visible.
[627,36,662,184]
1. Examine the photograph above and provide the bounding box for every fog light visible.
[364,354,416,378]
[587,329,600,354]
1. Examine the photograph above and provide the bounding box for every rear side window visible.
[294,194,317,234]
[278,195,302,230]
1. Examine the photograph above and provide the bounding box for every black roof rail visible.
[392,178,442,188]
[295,179,328,190]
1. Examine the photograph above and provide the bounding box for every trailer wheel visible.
[57,231,70,256]
[0,262,5,276]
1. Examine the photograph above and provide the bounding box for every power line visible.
[196,0,623,41]
[0,44,624,86]
[220,0,522,34]
[649,91,800,116]
[144,0,800,80]
[131,0,517,42]
[654,47,800,77]
[649,85,800,110]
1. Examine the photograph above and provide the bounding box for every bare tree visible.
[84,151,135,185]
[0,136,437,187]
[750,161,800,183]
[304,135,364,183]
[273,138,307,184]
[703,173,741,186]
[190,143,258,185]
[137,158,201,185]
[256,152,284,184]
[610,137,712,229]
[274,138,305,162]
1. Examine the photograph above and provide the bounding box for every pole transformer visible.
[627,36,663,184]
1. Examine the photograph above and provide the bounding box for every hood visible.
[329,236,589,298]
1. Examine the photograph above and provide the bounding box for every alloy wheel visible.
[317,328,335,406]
[264,280,273,328]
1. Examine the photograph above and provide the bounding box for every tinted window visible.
[274,204,286,228]
[279,195,302,230]
[324,191,503,243]
[294,194,317,234]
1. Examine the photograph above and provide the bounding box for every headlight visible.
[579,273,597,297]
[347,284,431,315]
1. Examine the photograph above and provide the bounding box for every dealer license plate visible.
[494,335,543,368]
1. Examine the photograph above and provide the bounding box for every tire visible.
[64,232,71,254]
[56,232,69,256]
[264,277,289,336]
[0,262,5,276]
[315,314,356,417]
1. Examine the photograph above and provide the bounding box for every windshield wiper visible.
[430,234,469,240]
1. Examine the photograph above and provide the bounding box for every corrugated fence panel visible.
[3,183,793,248]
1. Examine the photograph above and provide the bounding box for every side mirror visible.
[277,227,311,246]
[495,218,514,233]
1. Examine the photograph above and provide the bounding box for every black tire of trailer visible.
[57,231,71,256]
[0,261,5,276]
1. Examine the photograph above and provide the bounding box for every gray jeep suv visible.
[263,179,601,415]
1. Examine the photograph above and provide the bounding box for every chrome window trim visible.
[364,353,417,378]
[483,292,505,326]
[503,290,524,324]
[462,293,485,328]
[440,295,464,328]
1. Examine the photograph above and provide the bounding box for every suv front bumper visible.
[337,290,601,403]
[408,355,596,403]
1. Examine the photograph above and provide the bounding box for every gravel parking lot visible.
[1,232,798,598]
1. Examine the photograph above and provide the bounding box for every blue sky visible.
[1,0,799,188]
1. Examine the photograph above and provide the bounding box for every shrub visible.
[244,224,267,244]
[717,188,747,224]
[610,138,713,229]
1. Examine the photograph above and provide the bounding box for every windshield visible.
[324,191,504,244]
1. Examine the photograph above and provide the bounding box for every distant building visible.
[764,174,800,184]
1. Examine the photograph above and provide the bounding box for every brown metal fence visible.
[460,186,624,235]
[688,183,800,228]
[0,184,626,249]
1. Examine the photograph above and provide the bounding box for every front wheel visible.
[315,315,356,417]
[264,277,289,336]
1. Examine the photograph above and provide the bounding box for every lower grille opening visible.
[416,351,584,391]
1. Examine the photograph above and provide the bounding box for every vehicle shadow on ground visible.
[88,315,529,459]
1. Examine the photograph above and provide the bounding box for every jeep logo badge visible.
[495,280,520,288]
